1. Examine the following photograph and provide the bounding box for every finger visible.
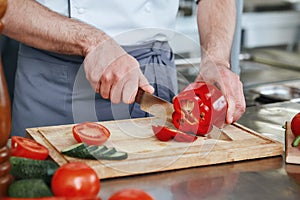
[99,73,113,99]
[138,72,154,94]
[231,87,246,122]
[226,98,235,124]
[110,73,127,104]
[122,79,139,104]
[225,87,245,123]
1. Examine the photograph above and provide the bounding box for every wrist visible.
[80,30,111,57]
[201,55,230,69]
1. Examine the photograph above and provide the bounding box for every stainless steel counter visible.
[99,61,300,199]
[100,154,300,200]
[98,103,300,200]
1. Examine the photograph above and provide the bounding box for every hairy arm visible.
[195,0,245,124]
[1,0,108,56]
[1,0,154,103]
[197,0,236,65]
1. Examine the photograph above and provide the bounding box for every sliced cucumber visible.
[93,147,116,159]
[89,145,108,159]
[61,143,91,158]
[86,145,98,152]
[103,151,128,160]
[61,143,127,160]
[61,143,87,154]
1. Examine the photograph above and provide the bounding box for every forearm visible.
[1,0,109,56]
[197,0,236,66]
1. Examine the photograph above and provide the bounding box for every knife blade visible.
[135,88,174,123]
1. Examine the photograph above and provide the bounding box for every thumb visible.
[226,99,234,124]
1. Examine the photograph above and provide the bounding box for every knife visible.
[135,88,174,123]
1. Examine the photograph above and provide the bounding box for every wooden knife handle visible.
[135,88,145,104]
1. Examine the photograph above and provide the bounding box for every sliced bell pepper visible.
[172,82,227,136]
[152,125,197,142]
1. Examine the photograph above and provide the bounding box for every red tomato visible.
[291,112,300,137]
[108,189,154,200]
[11,136,49,160]
[51,162,100,197]
[72,122,110,145]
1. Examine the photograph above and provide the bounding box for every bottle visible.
[0,57,12,197]
[0,0,13,197]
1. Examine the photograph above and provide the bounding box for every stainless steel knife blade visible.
[135,88,174,123]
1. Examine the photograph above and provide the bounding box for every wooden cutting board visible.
[26,118,283,179]
[285,122,300,164]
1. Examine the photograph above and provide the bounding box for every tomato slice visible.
[11,136,49,160]
[72,122,110,145]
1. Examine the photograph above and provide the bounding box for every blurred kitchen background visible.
[2,0,300,143]
[2,0,300,110]
[172,0,300,108]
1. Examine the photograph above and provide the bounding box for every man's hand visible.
[195,58,245,124]
[84,38,154,104]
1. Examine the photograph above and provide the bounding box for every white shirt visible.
[36,0,179,45]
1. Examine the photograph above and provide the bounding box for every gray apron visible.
[11,41,177,136]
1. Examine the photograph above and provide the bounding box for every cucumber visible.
[61,142,87,155]
[103,151,128,160]
[93,147,116,159]
[8,179,53,198]
[87,145,99,152]
[89,145,108,155]
[61,143,92,159]
[61,144,128,160]
[10,156,59,181]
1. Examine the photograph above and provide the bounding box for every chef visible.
[1,0,245,136]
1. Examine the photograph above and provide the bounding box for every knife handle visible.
[135,88,145,104]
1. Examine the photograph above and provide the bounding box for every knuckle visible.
[101,74,111,84]
[113,73,123,83]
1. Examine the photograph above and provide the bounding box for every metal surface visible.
[250,84,300,102]
[98,101,300,200]
[240,61,300,89]
[238,101,300,143]
[98,60,300,199]
[135,88,174,123]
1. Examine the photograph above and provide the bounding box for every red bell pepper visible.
[152,125,197,142]
[172,82,227,136]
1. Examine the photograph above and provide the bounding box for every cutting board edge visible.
[285,121,300,165]
[25,119,285,179]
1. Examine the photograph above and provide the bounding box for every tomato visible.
[108,189,154,200]
[72,122,110,145]
[51,162,100,197]
[291,112,300,138]
[11,136,49,160]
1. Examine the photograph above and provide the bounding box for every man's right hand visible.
[84,38,154,104]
